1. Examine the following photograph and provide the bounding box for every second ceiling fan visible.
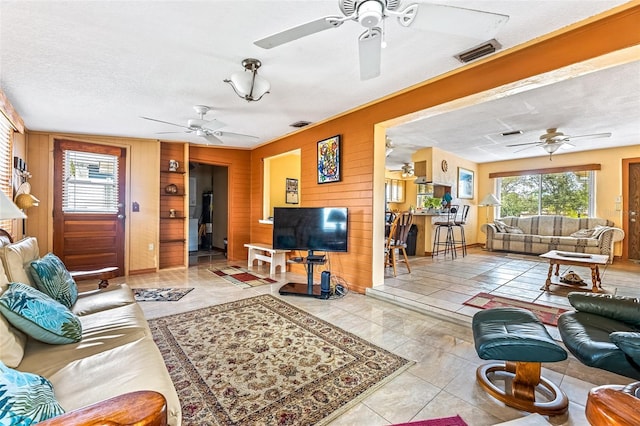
[506,128,612,160]
[254,0,509,80]
[141,105,258,145]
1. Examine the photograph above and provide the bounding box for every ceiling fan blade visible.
[358,27,382,80]
[199,119,226,132]
[202,134,224,144]
[156,131,192,135]
[513,144,542,153]
[140,116,190,130]
[254,16,344,49]
[212,131,259,140]
[505,141,540,147]
[567,132,612,140]
[412,4,509,40]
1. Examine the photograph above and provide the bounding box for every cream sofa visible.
[0,237,181,425]
[481,215,624,262]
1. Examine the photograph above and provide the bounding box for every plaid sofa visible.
[481,216,624,263]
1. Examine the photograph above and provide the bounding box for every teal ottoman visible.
[472,307,568,416]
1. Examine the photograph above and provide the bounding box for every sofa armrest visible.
[70,266,119,289]
[38,391,167,426]
[480,223,497,250]
[610,332,640,364]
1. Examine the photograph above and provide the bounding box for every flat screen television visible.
[273,207,348,252]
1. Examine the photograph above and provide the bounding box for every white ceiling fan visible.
[506,127,612,160]
[389,162,414,177]
[254,0,509,80]
[141,105,258,145]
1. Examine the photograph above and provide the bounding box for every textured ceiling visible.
[0,1,636,166]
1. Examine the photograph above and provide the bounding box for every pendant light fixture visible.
[224,58,270,102]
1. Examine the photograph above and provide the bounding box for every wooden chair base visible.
[476,361,568,416]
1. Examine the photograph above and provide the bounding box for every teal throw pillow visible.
[29,253,78,308]
[0,360,65,424]
[0,283,82,344]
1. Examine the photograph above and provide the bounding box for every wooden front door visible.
[623,158,640,261]
[53,139,126,274]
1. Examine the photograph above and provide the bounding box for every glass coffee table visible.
[539,250,609,293]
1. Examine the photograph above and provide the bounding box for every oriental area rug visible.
[463,292,569,327]
[393,415,468,426]
[148,295,413,425]
[208,265,277,288]
[132,287,194,302]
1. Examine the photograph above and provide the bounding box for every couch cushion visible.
[558,311,640,380]
[19,302,150,375]
[30,252,79,309]
[0,237,39,286]
[539,235,600,247]
[45,337,182,426]
[0,360,65,424]
[568,292,640,327]
[0,282,82,344]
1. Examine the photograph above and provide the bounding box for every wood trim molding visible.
[489,164,602,179]
[0,89,25,134]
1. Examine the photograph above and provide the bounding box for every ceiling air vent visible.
[455,39,502,63]
[290,120,312,128]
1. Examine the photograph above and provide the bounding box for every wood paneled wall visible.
[249,4,640,293]
[189,145,251,261]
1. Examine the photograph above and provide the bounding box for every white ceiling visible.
[1,1,636,166]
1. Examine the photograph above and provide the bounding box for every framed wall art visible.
[317,135,341,184]
[285,178,299,204]
[457,167,474,199]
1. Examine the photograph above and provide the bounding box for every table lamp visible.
[0,190,26,220]
[479,193,501,223]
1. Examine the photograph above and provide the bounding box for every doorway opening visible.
[188,162,228,265]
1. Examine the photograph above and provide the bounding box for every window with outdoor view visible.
[0,113,15,234]
[497,171,594,218]
[62,150,119,213]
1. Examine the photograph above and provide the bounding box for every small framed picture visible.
[317,135,341,184]
[457,167,474,199]
[285,178,299,204]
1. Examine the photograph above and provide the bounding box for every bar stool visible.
[432,205,459,259]
[453,205,470,257]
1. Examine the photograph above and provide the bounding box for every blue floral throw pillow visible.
[0,360,65,424]
[29,253,78,309]
[0,283,82,344]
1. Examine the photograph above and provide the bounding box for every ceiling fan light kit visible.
[224,58,270,102]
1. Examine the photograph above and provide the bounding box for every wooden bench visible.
[244,243,290,275]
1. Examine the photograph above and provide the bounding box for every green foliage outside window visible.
[499,171,591,218]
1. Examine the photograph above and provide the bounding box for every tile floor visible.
[90,247,639,426]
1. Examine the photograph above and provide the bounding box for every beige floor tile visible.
[83,248,640,425]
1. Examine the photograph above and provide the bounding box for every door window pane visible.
[62,150,118,213]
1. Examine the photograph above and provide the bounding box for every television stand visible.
[279,250,328,299]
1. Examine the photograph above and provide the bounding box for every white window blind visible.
[0,113,15,234]
[62,150,119,213]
